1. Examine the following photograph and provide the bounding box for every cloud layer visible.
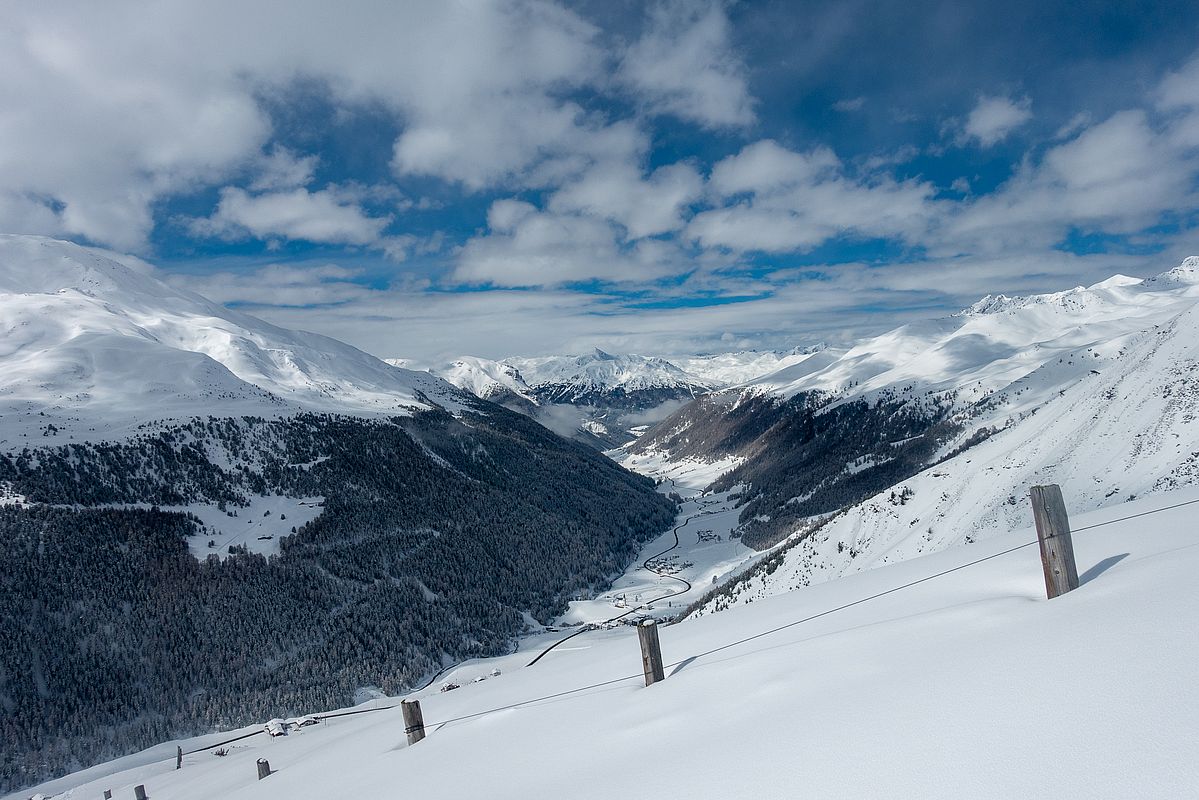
[2,1,1199,360]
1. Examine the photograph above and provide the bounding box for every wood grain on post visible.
[256,758,271,780]
[401,698,426,745]
[638,618,665,686]
[1030,484,1080,599]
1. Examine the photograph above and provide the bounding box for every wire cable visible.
[173,494,1199,756]
[1070,496,1199,533]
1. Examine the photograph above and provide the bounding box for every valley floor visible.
[548,451,761,628]
[16,488,1199,800]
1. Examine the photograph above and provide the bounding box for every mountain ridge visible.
[628,256,1199,549]
[0,235,464,443]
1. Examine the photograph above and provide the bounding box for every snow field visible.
[180,495,326,559]
[18,489,1198,800]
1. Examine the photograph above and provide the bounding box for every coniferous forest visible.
[0,405,676,791]
[632,388,968,548]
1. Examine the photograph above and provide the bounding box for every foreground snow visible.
[18,489,1198,800]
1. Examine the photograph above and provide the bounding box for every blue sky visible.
[3,0,1199,360]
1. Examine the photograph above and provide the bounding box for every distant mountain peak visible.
[957,293,1022,316]
[1144,256,1199,287]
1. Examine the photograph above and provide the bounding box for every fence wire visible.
[176,495,1199,754]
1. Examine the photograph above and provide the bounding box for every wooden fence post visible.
[175,745,183,770]
[134,786,148,800]
[103,791,112,799]
[1030,484,1080,599]
[401,699,426,745]
[638,618,665,686]
[256,758,271,780]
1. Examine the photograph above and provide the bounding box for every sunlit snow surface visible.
[14,489,1197,800]
[0,235,467,444]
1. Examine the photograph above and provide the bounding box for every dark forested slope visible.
[631,389,966,548]
[0,404,675,792]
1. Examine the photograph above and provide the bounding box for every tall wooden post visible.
[134,786,148,800]
[256,758,272,780]
[1030,484,1079,599]
[401,699,426,745]
[175,745,183,770]
[638,618,665,686]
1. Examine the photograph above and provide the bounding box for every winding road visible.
[526,478,700,667]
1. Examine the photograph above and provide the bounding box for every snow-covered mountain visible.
[507,348,716,406]
[695,291,1199,613]
[428,356,536,407]
[422,348,857,449]
[630,257,1199,557]
[737,270,1195,403]
[416,349,720,447]
[0,235,678,793]
[0,235,463,442]
[670,344,829,387]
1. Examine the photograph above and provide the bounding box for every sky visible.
[3,0,1199,362]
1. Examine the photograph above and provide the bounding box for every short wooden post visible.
[401,699,425,745]
[175,745,183,770]
[256,758,271,780]
[103,791,112,800]
[134,786,148,800]
[1030,484,1080,599]
[637,618,665,686]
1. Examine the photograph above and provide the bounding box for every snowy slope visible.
[700,293,1199,610]
[0,235,463,441]
[744,265,1199,404]
[671,344,830,386]
[423,355,538,405]
[626,257,1199,600]
[16,489,1199,800]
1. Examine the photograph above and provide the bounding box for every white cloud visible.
[549,161,703,238]
[1155,54,1199,151]
[454,200,685,287]
[1053,111,1092,140]
[1157,54,1199,110]
[618,0,755,128]
[192,186,393,249]
[169,263,369,307]
[708,140,840,196]
[392,102,646,191]
[0,5,271,250]
[943,109,1198,254]
[961,95,1033,147]
[690,140,937,252]
[0,0,642,246]
[250,147,319,192]
[232,247,1167,364]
